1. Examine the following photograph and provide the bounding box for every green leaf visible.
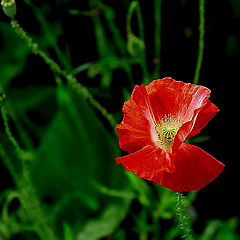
[126,172,154,207]
[0,22,29,89]
[8,86,55,113]
[188,135,211,144]
[30,86,132,228]
[154,185,176,219]
[77,202,131,240]
[63,223,74,240]
[6,86,57,146]
[199,218,239,240]
[87,57,131,88]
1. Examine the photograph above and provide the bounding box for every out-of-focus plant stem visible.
[102,5,134,86]
[194,0,205,85]
[18,170,57,240]
[126,1,148,84]
[154,0,162,78]
[176,193,193,240]
[0,142,18,182]
[10,19,117,130]
[1,106,21,152]
[135,3,148,84]
[0,104,58,240]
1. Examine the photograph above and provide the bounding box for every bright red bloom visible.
[116,78,224,192]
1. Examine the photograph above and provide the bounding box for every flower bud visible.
[1,0,16,18]
[127,33,145,57]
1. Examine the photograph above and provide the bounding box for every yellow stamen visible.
[155,114,182,152]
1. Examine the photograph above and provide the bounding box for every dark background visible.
[0,0,239,238]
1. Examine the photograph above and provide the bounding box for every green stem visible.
[1,106,21,152]
[135,3,148,84]
[0,143,19,183]
[153,0,162,77]
[10,19,117,129]
[18,169,57,240]
[0,104,57,240]
[135,3,145,48]
[193,0,205,85]
[1,105,35,162]
[103,6,127,57]
[126,1,148,84]
[176,193,193,240]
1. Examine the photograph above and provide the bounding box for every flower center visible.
[155,114,182,152]
[162,125,177,139]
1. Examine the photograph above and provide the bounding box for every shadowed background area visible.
[0,0,239,239]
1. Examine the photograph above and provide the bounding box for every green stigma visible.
[155,114,182,152]
[162,125,178,139]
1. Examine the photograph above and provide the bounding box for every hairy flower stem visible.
[0,105,58,240]
[176,193,193,240]
[1,106,21,151]
[18,169,57,240]
[10,19,117,129]
[194,0,205,85]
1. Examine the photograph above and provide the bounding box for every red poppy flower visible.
[116,78,224,192]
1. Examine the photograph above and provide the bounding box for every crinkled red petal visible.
[116,85,155,153]
[115,145,176,179]
[145,78,211,123]
[116,78,223,192]
[187,100,219,139]
[173,102,209,152]
[151,143,225,192]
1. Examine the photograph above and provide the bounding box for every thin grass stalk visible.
[10,19,117,130]
[1,106,21,152]
[153,0,162,78]
[135,3,149,84]
[0,105,58,240]
[193,0,205,85]
[18,170,57,240]
[126,1,149,84]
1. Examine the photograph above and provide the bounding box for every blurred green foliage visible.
[0,22,29,89]
[0,0,238,239]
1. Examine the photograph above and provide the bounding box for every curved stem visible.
[193,0,205,85]
[10,19,117,130]
[1,106,21,152]
[126,1,148,84]
[18,168,58,240]
[0,104,57,240]
[176,193,193,240]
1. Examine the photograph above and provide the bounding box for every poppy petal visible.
[116,78,224,192]
[172,103,208,152]
[145,78,211,123]
[116,85,156,153]
[151,143,224,192]
[187,100,219,139]
[115,145,176,180]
